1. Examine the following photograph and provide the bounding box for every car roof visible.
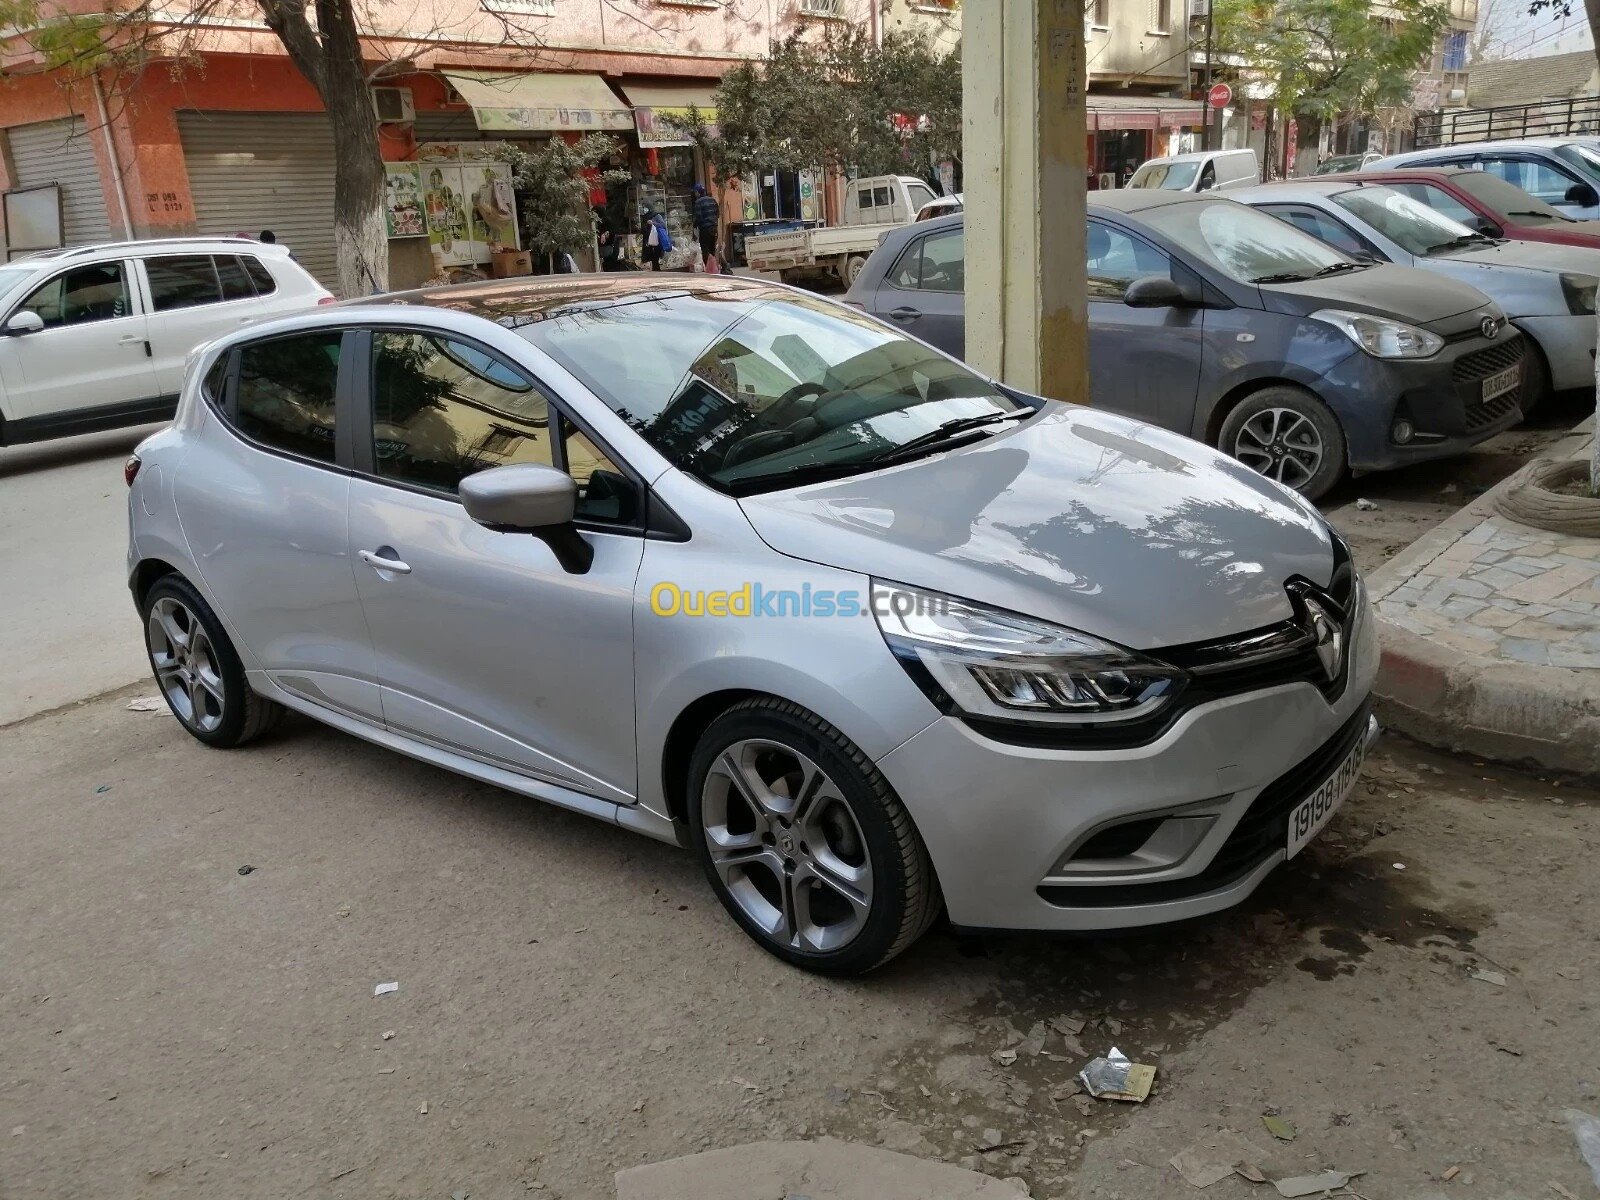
[1087,188,1214,214]
[1138,148,1256,167]
[343,272,785,323]
[1322,166,1475,183]
[1229,179,1366,203]
[1403,137,1582,155]
[7,236,289,266]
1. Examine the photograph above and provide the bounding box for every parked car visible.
[845,194,1521,500]
[916,193,964,222]
[1233,178,1600,411]
[1127,149,1261,193]
[129,274,1379,975]
[0,237,331,447]
[1369,138,1600,219]
[743,175,939,287]
[1325,165,1600,249]
[1313,152,1382,175]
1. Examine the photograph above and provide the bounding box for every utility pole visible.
[963,0,1089,402]
[1202,0,1215,151]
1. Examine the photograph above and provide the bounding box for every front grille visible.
[1036,700,1373,909]
[1465,390,1521,433]
[1451,334,1524,383]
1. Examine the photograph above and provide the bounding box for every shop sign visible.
[635,106,719,149]
[475,106,632,133]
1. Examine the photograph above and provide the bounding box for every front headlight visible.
[1561,272,1598,314]
[871,581,1184,726]
[1311,308,1444,359]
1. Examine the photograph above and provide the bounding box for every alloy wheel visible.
[147,596,227,733]
[1233,407,1324,490]
[700,738,873,953]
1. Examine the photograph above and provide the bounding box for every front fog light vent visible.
[1392,418,1415,445]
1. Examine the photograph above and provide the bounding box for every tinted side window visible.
[562,420,638,525]
[202,355,229,404]
[17,262,130,328]
[1388,183,1476,225]
[1480,156,1577,203]
[858,189,874,209]
[235,333,341,462]
[888,228,963,292]
[147,255,223,311]
[1262,206,1370,257]
[371,330,552,492]
[242,256,277,295]
[216,256,254,300]
[1086,223,1171,300]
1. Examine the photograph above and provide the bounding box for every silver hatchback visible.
[127,276,1379,975]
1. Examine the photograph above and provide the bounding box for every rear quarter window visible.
[241,256,278,296]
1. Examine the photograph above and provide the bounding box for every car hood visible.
[1421,239,1600,315]
[1258,262,1487,324]
[1445,237,1600,275]
[737,405,1335,650]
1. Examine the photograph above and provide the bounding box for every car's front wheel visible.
[142,575,282,748]
[686,698,940,975]
[1218,385,1347,501]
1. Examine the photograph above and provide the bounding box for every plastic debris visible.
[1169,1132,1273,1189]
[237,865,255,876]
[381,1030,395,1040]
[1274,1170,1359,1197]
[1262,1115,1296,1141]
[374,981,399,997]
[1076,1047,1155,1102]
[1564,1108,1600,1189]
[1393,862,1407,870]
[1470,968,1507,986]
[126,696,165,712]
[1354,498,1378,511]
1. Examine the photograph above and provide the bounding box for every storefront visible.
[1086,96,1208,186]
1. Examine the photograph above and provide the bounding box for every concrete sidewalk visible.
[1369,416,1600,778]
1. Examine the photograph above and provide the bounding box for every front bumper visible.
[876,582,1381,932]
[1322,332,1525,472]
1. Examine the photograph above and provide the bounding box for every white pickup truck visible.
[743,175,940,287]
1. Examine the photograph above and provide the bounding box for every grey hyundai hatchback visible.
[129,275,1377,974]
[846,192,1525,500]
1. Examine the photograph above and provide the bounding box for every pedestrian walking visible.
[691,183,720,268]
[594,205,623,272]
[639,204,671,272]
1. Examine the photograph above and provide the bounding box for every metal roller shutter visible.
[4,117,114,248]
[178,111,339,292]
[411,111,487,143]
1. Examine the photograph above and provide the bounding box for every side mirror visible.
[1566,183,1599,208]
[460,463,592,574]
[4,310,44,336]
[1123,276,1188,308]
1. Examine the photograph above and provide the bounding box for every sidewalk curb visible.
[1365,416,1600,781]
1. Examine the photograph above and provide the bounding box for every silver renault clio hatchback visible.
[127,276,1378,975]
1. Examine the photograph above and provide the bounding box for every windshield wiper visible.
[866,410,1030,465]
[1312,261,1372,277]
[1250,271,1313,284]
[1426,233,1494,254]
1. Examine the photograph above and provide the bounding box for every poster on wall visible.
[423,164,473,267]
[798,170,819,222]
[384,164,426,238]
[404,146,522,268]
[467,162,517,249]
[740,172,761,222]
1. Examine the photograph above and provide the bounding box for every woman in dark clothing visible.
[639,204,664,272]
[594,205,622,271]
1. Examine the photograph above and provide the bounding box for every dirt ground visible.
[2,688,1597,1200]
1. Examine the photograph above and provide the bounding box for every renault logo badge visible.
[1481,316,1500,339]
[1303,594,1345,682]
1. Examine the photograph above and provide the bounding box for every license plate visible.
[1286,736,1366,859]
[1482,364,1519,402]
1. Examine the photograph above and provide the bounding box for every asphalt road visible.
[0,425,161,726]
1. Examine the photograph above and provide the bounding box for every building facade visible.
[1085,0,1204,182]
[0,0,958,291]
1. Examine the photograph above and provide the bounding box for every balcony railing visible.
[1415,94,1600,147]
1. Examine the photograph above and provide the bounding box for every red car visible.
[1320,166,1600,248]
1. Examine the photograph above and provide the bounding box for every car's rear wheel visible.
[1218,386,1347,501]
[686,698,940,975]
[142,576,282,748]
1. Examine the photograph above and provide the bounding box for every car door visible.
[1477,153,1598,217]
[0,259,159,421]
[870,226,966,356]
[345,327,644,804]
[1087,219,1204,430]
[140,254,268,397]
[173,328,384,722]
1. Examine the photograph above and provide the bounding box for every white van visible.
[1127,149,1261,193]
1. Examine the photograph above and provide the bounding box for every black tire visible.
[844,254,869,287]
[141,575,283,748]
[686,697,941,975]
[1217,385,1348,502]
[1519,340,1549,420]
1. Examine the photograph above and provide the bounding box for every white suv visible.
[0,238,331,446]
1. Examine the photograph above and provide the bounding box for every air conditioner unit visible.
[1189,0,1210,19]
[372,86,416,125]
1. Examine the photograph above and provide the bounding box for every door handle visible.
[888,306,922,322]
[117,334,144,344]
[359,548,412,575]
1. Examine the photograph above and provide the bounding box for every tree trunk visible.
[326,87,388,298]
[1294,116,1322,177]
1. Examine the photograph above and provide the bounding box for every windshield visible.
[0,265,37,309]
[1330,185,1478,255]
[1554,143,1600,184]
[1136,198,1350,283]
[1129,160,1199,190]
[1314,155,1364,175]
[1452,170,1569,222]
[518,288,1027,496]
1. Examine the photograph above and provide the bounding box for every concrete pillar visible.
[962,0,1089,402]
